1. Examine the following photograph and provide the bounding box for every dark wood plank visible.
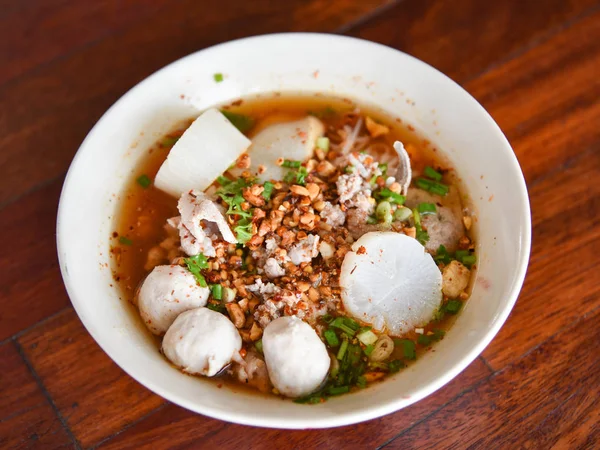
[98,360,490,449]
[350,0,599,83]
[383,307,600,449]
[17,309,164,449]
[0,0,172,85]
[482,148,600,369]
[0,179,69,341]
[0,0,392,207]
[0,342,72,449]
[465,10,600,183]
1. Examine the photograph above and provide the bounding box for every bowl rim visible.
[57,32,532,429]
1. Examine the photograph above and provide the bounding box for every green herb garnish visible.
[416,178,449,196]
[444,300,462,314]
[136,174,152,189]
[434,245,452,265]
[210,284,223,300]
[207,302,226,314]
[213,73,224,83]
[161,136,179,147]
[395,339,416,360]
[282,159,301,169]
[388,360,405,373]
[255,339,263,354]
[220,110,255,133]
[337,339,349,360]
[424,166,443,181]
[324,329,340,347]
[417,330,446,346]
[184,253,209,287]
[417,202,437,215]
[375,188,406,205]
[412,209,429,245]
[118,236,132,246]
[262,181,274,200]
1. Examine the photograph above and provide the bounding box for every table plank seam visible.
[380,303,600,448]
[376,371,495,449]
[13,338,82,450]
[335,0,406,34]
[457,2,600,88]
[88,402,169,450]
[0,306,72,347]
[479,356,495,374]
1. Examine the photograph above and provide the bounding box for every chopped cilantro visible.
[207,302,226,314]
[444,300,462,314]
[417,330,446,346]
[262,181,274,200]
[233,218,253,244]
[434,245,452,265]
[184,253,209,287]
[282,159,301,168]
[388,360,405,373]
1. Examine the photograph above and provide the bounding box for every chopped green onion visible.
[379,162,388,176]
[118,236,132,246]
[262,181,274,200]
[357,329,378,346]
[424,166,443,181]
[324,330,340,347]
[369,362,389,371]
[388,360,405,373]
[461,255,477,267]
[337,339,349,360]
[376,201,392,221]
[416,177,449,196]
[369,174,378,185]
[184,253,209,287]
[210,284,222,300]
[331,317,357,337]
[136,174,152,189]
[282,159,301,168]
[296,167,308,185]
[222,287,237,303]
[434,245,452,265]
[412,209,430,245]
[255,339,263,354]
[316,136,330,151]
[321,314,334,324]
[393,206,412,222]
[161,136,179,147]
[213,73,224,83]
[445,300,462,314]
[417,202,437,215]
[395,339,416,360]
[207,302,226,313]
[327,385,349,395]
[364,344,375,356]
[430,183,449,196]
[376,188,405,205]
[220,110,255,133]
[356,376,367,388]
[417,330,446,346]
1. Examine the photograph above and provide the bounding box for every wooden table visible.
[1,1,599,448]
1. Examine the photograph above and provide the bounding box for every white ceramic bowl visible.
[57,33,531,429]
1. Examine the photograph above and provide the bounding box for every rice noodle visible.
[340,116,363,154]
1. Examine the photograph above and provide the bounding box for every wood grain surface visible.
[1,0,598,449]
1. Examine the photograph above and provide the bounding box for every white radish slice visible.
[340,232,442,335]
[262,316,330,398]
[393,141,412,195]
[155,108,251,197]
[246,117,325,182]
[162,308,242,376]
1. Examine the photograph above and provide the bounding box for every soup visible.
[111,95,476,403]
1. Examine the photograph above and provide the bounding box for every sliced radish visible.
[340,232,442,335]
[246,117,324,182]
[155,108,251,197]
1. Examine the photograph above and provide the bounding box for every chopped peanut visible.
[226,303,245,328]
[365,116,390,138]
[463,215,472,230]
[290,185,310,196]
